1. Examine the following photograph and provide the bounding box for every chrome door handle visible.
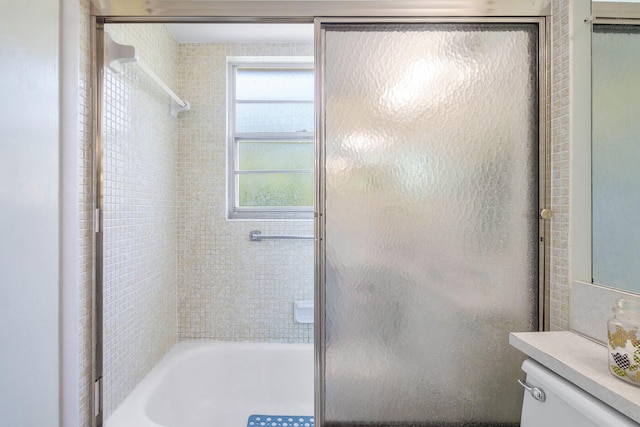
[518,379,546,402]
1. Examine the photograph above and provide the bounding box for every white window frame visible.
[227,56,314,220]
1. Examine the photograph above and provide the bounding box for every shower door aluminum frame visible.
[313,16,550,427]
[90,3,550,427]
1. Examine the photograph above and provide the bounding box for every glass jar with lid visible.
[608,297,640,386]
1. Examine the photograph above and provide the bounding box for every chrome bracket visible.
[518,379,546,402]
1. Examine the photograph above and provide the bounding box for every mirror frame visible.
[570,1,640,343]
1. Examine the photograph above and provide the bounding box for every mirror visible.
[592,1,640,294]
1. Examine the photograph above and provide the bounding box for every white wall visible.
[0,0,60,426]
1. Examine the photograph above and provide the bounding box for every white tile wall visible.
[102,24,179,419]
[550,0,571,331]
[78,0,93,425]
[176,42,315,342]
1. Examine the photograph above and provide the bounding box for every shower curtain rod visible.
[136,61,188,108]
[104,32,191,117]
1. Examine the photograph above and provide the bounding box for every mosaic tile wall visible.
[102,24,179,419]
[78,0,92,424]
[550,0,571,331]
[176,42,315,342]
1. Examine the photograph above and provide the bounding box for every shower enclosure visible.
[91,3,550,427]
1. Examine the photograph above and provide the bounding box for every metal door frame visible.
[90,3,550,426]
[314,16,550,426]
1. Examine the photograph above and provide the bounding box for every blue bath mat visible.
[247,415,314,427]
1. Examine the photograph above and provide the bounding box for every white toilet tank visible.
[520,359,638,427]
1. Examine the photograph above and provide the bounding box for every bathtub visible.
[106,341,314,427]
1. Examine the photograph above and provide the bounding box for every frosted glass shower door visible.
[319,21,541,426]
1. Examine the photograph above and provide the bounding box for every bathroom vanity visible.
[510,331,640,424]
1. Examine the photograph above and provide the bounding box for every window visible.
[227,57,314,220]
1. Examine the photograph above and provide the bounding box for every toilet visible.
[520,359,638,427]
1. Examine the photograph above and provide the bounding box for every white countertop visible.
[510,331,640,424]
